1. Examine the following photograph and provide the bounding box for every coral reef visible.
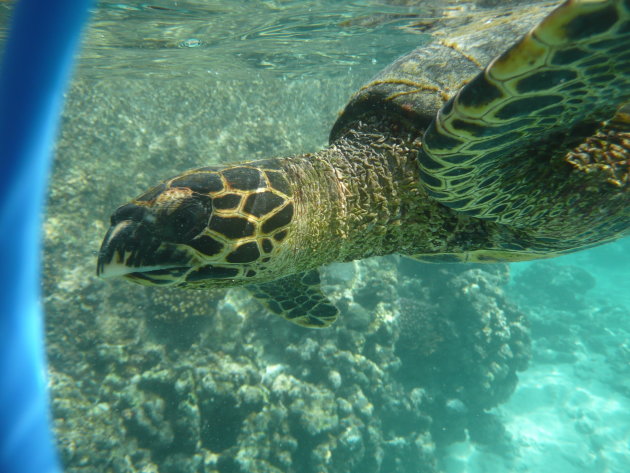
[46,245,530,473]
[511,261,596,311]
[395,260,529,446]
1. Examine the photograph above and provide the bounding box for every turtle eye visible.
[157,197,210,243]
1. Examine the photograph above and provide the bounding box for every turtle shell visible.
[329,2,555,142]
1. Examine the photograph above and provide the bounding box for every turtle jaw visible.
[96,219,194,284]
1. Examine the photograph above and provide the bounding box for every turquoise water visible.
[75,0,433,80]
[2,1,629,472]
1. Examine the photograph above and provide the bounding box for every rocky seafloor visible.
[47,251,529,473]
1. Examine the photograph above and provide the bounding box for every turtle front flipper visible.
[420,0,630,247]
[248,270,339,328]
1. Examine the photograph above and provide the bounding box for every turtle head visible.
[97,162,295,288]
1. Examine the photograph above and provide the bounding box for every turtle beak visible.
[97,220,136,278]
[96,219,192,280]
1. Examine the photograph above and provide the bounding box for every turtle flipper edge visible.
[419,0,630,234]
[248,269,339,328]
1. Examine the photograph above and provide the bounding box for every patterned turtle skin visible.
[98,0,629,328]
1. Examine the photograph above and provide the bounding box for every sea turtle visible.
[97,0,630,328]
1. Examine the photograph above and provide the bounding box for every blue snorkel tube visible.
[0,1,92,471]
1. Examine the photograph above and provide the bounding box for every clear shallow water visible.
[2,1,629,472]
[75,0,437,80]
[510,242,630,308]
[0,0,536,80]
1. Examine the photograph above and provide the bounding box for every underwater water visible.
[1,0,629,472]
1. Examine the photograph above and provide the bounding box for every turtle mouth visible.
[123,266,192,285]
[97,220,193,281]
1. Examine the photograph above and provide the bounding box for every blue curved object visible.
[0,1,92,472]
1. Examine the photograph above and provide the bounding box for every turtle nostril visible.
[110,203,146,226]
